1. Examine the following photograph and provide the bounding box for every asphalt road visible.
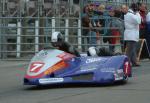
[0,60,150,103]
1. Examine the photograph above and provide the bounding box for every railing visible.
[0,16,124,60]
[0,17,79,60]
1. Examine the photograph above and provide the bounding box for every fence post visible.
[0,16,1,58]
[78,19,82,51]
[35,20,39,53]
[0,23,1,59]
[17,21,21,58]
[52,17,55,34]
[65,18,69,42]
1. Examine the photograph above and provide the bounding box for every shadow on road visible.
[23,81,130,91]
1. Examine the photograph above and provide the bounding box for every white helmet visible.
[87,46,97,56]
[51,32,63,43]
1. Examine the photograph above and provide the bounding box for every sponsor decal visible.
[114,69,124,81]
[80,65,97,72]
[86,58,102,63]
[39,78,64,84]
[29,62,44,73]
[44,61,67,75]
[37,50,48,57]
[80,68,96,72]
[101,68,115,73]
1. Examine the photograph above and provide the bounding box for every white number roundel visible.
[29,62,44,73]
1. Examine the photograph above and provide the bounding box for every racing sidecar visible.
[24,48,132,85]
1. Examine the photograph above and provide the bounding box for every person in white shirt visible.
[124,3,141,66]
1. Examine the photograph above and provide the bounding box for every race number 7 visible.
[30,62,44,73]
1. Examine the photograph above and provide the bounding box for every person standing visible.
[120,5,129,20]
[137,3,149,59]
[146,11,150,57]
[138,3,147,39]
[124,3,141,67]
[111,9,124,53]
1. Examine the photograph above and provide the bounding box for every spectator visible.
[88,16,99,47]
[97,4,106,46]
[124,3,141,67]
[87,4,99,47]
[107,7,116,52]
[81,15,90,51]
[87,3,95,17]
[97,4,105,16]
[97,4,105,28]
[104,7,116,52]
[146,11,150,55]
[138,3,147,39]
[82,5,90,17]
[110,9,124,53]
[103,5,113,43]
[120,5,128,50]
[138,3,149,59]
[120,5,129,20]
[82,15,90,35]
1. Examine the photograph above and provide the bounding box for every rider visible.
[87,46,117,56]
[51,31,80,57]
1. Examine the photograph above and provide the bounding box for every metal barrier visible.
[0,16,124,60]
[0,17,81,60]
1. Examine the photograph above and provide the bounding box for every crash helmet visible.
[87,46,98,56]
[51,31,63,43]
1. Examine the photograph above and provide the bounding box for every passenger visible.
[87,46,117,56]
[51,32,80,57]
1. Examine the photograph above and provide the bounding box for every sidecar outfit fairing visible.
[24,49,132,85]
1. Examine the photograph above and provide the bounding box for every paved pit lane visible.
[0,60,150,103]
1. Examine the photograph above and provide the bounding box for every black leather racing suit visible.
[56,41,80,57]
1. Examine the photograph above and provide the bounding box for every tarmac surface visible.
[0,59,150,103]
